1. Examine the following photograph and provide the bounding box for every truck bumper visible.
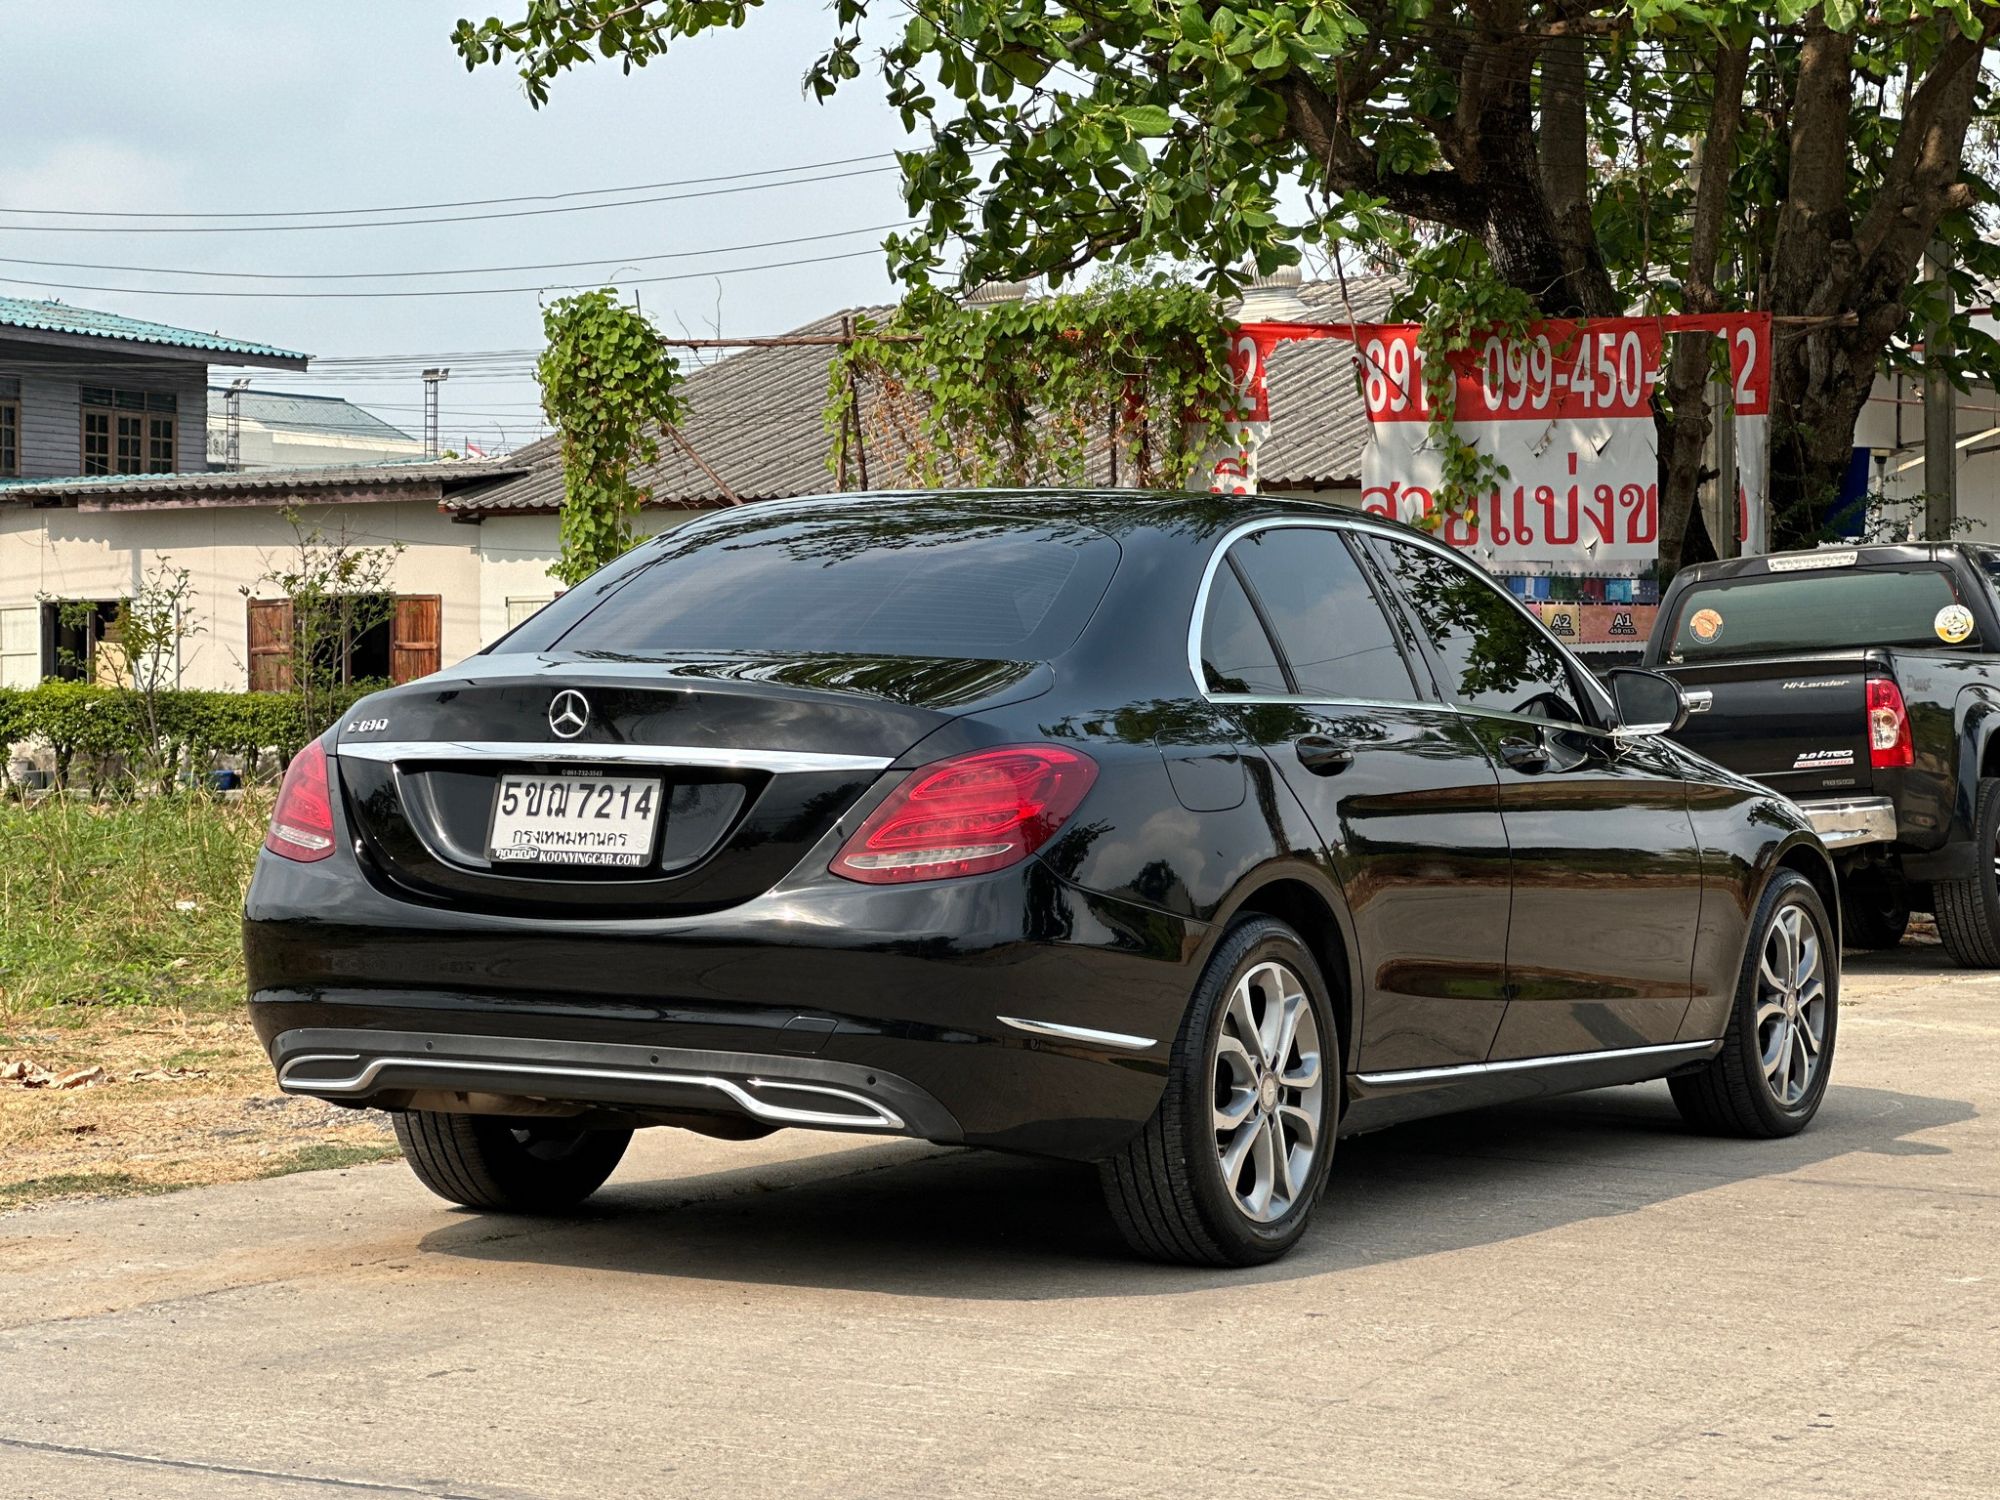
[1795,795,1899,851]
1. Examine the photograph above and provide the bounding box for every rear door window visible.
[1667,566,1975,660]
[525,510,1120,661]
[1227,528,1418,701]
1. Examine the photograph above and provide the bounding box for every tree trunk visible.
[1654,41,1749,576]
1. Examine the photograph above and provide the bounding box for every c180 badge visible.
[1688,607,1724,643]
[1935,604,1975,644]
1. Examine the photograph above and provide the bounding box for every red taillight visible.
[830,744,1098,884]
[264,740,337,862]
[1866,677,1914,769]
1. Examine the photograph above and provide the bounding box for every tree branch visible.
[1273,74,1487,233]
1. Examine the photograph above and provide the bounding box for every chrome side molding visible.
[1355,1038,1718,1089]
[333,740,892,774]
[996,1016,1158,1052]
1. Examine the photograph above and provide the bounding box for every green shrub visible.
[0,680,392,790]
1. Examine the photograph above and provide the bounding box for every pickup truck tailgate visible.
[1657,654,1876,799]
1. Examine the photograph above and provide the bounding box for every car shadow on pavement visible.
[413,1078,1974,1300]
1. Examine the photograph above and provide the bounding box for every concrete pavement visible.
[3,943,1996,1498]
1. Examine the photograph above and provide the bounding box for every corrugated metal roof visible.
[0,297,309,367]
[206,387,418,444]
[0,456,525,507]
[447,278,1400,517]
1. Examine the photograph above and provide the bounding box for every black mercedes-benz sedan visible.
[246,491,1839,1266]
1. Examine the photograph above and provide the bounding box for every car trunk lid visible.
[332,651,1050,918]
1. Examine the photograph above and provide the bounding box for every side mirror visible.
[1605,667,1689,738]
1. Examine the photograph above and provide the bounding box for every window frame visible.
[79,387,178,477]
[1187,517,1435,710]
[0,399,18,478]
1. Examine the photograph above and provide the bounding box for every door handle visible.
[1295,735,1356,776]
[1498,735,1551,772]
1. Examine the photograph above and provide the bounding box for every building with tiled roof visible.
[446,276,1395,519]
[0,283,1393,704]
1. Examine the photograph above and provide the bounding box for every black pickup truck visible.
[1644,541,2000,964]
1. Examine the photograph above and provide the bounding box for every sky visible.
[0,1,925,454]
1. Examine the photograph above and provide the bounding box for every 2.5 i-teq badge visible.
[1935,604,1975,644]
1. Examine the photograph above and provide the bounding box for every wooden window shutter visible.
[246,599,294,692]
[390,595,442,684]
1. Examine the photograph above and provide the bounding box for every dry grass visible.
[0,796,403,1210]
[0,1006,398,1211]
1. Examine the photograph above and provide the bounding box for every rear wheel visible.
[393,1111,631,1212]
[1099,917,1337,1267]
[1840,871,1910,951]
[1935,777,2000,967]
[1670,869,1836,1138]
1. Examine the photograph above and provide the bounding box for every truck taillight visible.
[264,740,337,862]
[1867,678,1914,769]
[830,745,1097,884]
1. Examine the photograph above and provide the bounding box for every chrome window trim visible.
[996,1016,1158,1052]
[1188,514,1449,709]
[333,740,893,774]
[1355,1038,1718,1089]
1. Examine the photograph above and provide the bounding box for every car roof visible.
[729,486,1427,543]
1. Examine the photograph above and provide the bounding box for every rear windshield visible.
[1667,566,1976,660]
[529,509,1120,661]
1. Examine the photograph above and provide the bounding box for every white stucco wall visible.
[0,500,726,692]
[471,509,705,647]
[0,499,484,690]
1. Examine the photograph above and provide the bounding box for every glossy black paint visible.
[246,490,1831,1163]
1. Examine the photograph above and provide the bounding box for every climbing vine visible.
[1392,238,1539,532]
[825,283,1237,492]
[538,290,686,584]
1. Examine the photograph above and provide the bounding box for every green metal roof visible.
[0,297,308,367]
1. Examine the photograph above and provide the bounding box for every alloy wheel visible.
[1211,960,1326,1223]
[1756,904,1828,1108]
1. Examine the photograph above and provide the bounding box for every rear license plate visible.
[487,774,662,867]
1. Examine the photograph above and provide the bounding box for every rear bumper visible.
[1795,795,1898,851]
[245,852,1200,1162]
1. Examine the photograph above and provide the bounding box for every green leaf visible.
[1115,103,1174,137]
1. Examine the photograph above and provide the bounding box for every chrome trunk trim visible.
[333,740,892,774]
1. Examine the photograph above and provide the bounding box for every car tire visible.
[1099,916,1339,1267]
[1670,868,1836,1138]
[1935,777,2000,967]
[1840,872,1910,951]
[393,1111,631,1212]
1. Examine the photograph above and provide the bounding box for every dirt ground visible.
[0,1008,395,1211]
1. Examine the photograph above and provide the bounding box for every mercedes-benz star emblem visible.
[548,689,591,739]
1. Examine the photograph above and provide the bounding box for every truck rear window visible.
[531,508,1120,662]
[1667,567,1974,660]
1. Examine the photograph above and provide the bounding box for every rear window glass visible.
[533,509,1119,661]
[1668,567,1975,660]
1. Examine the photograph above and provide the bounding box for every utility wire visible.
[0,164,904,235]
[0,245,890,299]
[0,222,915,283]
[0,151,912,220]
